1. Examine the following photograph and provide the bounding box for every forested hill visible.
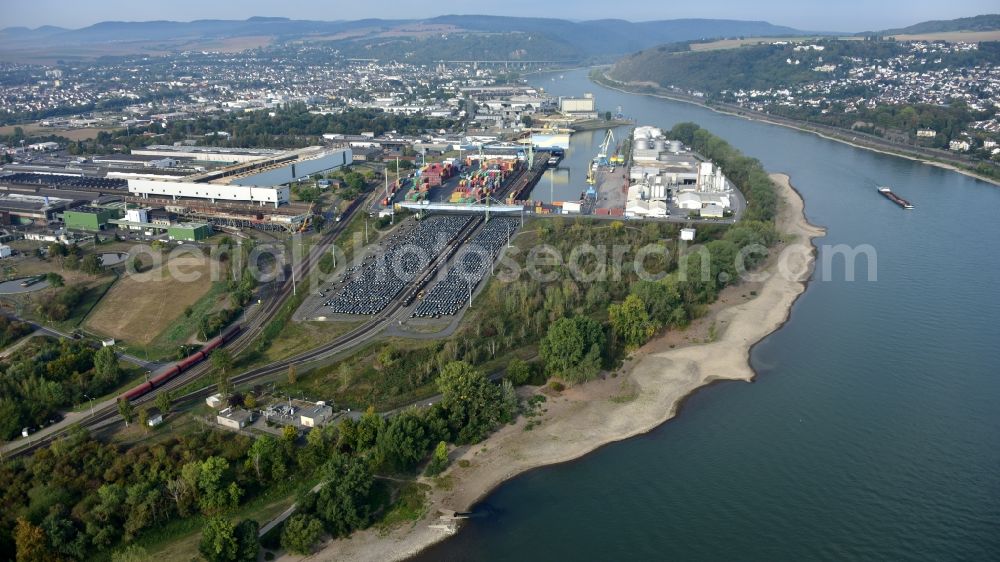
[872,13,1000,35]
[606,40,909,93]
[606,39,998,94]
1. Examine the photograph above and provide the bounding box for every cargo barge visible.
[877,186,913,209]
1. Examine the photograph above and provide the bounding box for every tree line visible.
[0,360,516,560]
[0,340,122,440]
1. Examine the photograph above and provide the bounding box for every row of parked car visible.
[324,215,473,315]
[411,217,519,318]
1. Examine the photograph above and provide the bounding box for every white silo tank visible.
[669,140,682,153]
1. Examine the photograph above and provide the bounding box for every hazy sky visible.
[4,0,996,32]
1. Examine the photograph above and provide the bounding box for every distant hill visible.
[0,15,808,63]
[424,16,805,58]
[866,13,1000,35]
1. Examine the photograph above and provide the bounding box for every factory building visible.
[131,145,285,164]
[626,127,737,219]
[62,206,121,231]
[559,94,597,118]
[0,193,75,225]
[167,223,212,242]
[231,148,352,187]
[128,179,289,207]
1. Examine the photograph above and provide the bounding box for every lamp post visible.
[83,393,95,418]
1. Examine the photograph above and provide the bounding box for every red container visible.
[121,381,153,402]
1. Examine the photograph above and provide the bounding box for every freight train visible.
[119,323,242,402]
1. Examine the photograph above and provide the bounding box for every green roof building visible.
[167,223,212,241]
[63,206,120,231]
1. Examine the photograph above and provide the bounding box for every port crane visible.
[594,129,615,168]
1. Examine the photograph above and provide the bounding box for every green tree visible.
[424,441,449,476]
[94,346,120,387]
[211,349,233,376]
[436,361,501,444]
[117,398,134,426]
[311,452,374,537]
[506,358,532,386]
[199,516,237,562]
[609,294,658,350]
[376,408,430,471]
[154,391,171,417]
[191,456,241,514]
[499,379,518,423]
[355,407,384,451]
[245,435,284,482]
[45,272,64,287]
[280,513,323,555]
[14,517,50,562]
[80,253,105,275]
[213,348,234,396]
[540,317,584,377]
[234,519,260,562]
[137,407,149,430]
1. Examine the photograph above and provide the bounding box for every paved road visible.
[0,277,50,294]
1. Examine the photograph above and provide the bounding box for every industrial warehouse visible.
[0,144,353,235]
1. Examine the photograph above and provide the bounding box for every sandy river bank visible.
[291,173,826,562]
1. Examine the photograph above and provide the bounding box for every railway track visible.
[6,195,369,457]
[8,199,489,457]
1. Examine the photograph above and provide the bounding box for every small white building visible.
[949,140,971,152]
[647,200,668,217]
[701,204,725,218]
[677,192,702,210]
[125,208,149,224]
[206,393,225,408]
[680,228,696,241]
[0,245,11,259]
[625,200,650,217]
[217,407,253,430]
[147,409,164,427]
[561,201,582,214]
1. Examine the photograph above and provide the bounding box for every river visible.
[414,68,1000,561]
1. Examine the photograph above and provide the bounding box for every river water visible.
[414,68,1000,561]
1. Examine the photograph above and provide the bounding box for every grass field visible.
[689,36,863,51]
[0,123,119,140]
[85,255,215,346]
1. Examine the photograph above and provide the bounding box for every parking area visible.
[411,216,518,319]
